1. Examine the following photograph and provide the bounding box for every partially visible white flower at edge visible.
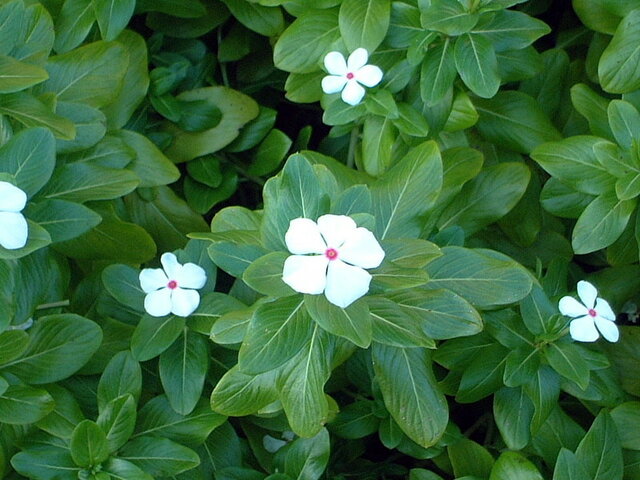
[558,280,619,342]
[282,214,385,308]
[321,48,383,106]
[0,181,28,250]
[139,252,207,317]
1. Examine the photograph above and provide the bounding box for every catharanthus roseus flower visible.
[282,214,385,308]
[0,181,28,250]
[558,280,619,342]
[139,252,207,317]
[321,48,383,106]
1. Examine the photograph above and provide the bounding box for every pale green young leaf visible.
[339,0,390,52]
[444,91,478,132]
[0,54,48,93]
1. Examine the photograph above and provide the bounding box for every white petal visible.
[594,316,619,342]
[569,316,599,342]
[317,214,357,249]
[139,267,169,293]
[339,227,385,269]
[595,298,615,321]
[324,51,347,75]
[324,259,371,308]
[0,181,27,212]
[347,48,369,72]
[321,75,347,94]
[144,288,173,317]
[0,212,28,250]
[577,280,597,309]
[160,252,180,279]
[285,218,326,255]
[282,254,328,294]
[175,263,207,289]
[355,65,383,87]
[171,287,200,317]
[558,296,588,318]
[341,80,366,106]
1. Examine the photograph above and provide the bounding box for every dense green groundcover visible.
[0,0,639,478]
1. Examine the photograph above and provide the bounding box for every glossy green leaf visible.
[372,344,448,448]
[448,438,494,478]
[493,387,534,450]
[0,384,54,424]
[544,342,590,390]
[70,420,110,467]
[454,33,500,98]
[339,0,390,52]
[489,451,543,480]
[28,199,102,243]
[474,10,550,52]
[35,384,85,440]
[97,350,142,410]
[221,0,284,36]
[609,99,640,150]
[420,39,456,105]
[420,0,479,35]
[11,447,79,480]
[211,366,279,416]
[599,9,640,93]
[104,457,153,480]
[575,412,624,480]
[131,315,185,362]
[610,402,640,450]
[119,436,200,477]
[97,395,137,453]
[552,448,589,480]
[361,115,395,177]
[0,54,48,92]
[0,91,75,139]
[274,428,330,480]
[367,296,434,348]
[456,343,508,402]
[93,0,135,41]
[54,0,95,53]
[305,294,371,348]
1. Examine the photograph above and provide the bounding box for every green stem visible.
[347,126,359,169]
[36,300,70,310]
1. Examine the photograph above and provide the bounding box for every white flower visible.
[282,214,385,308]
[321,48,383,106]
[558,280,619,342]
[0,181,28,250]
[139,252,207,317]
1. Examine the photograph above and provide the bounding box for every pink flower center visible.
[167,280,178,290]
[325,248,339,261]
[588,308,597,317]
[346,72,354,80]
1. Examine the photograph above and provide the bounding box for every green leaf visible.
[393,102,430,136]
[93,0,135,41]
[420,0,479,35]
[572,192,636,254]
[135,396,226,448]
[211,366,279,416]
[97,350,142,410]
[277,326,332,437]
[11,447,80,480]
[444,90,479,132]
[575,412,624,480]
[544,342,590,390]
[274,429,330,480]
[360,115,395,177]
[372,140,442,239]
[55,101,106,154]
[131,315,185,362]
[0,384,54,424]
[0,91,75,139]
[71,420,110,468]
[273,9,340,73]
[531,136,616,195]
[0,126,54,197]
[599,9,640,93]
[489,451,543,480]
[0,330,28,366]
[570,83,614,141]
[191,292,246,337]
[4,314,102,384]
[35,384,85,440]
[248,129,292,177]
[177,99,222,132]
[609,100,640,150]
[372,344,448,448]
[239,296,312,374]
[242,252,295,298]
[382,238,441,268]
[53,0,96,54]
[159,329,209,415]
[40,162,139,203]
[28,199,102,243]
[0,219,51,260]
[448,438,494,478]
[42,40,128,107]
[610,402,640,450]
[104,457,153,480]
[473,10,550,52]
[493,387,534,450]
[475,91,562,153]
[0,54,48,93]
[456,343,508,402]
[329,400,380,439]
[531,406,585,465]
[438,162,531,235]
[101,264,145,313]
[119,435,200,477]
[454,33,500,98]
[367,296,435,348]
[388,288,482,340]
[420,39,456,105]
[305,295,371,348]
[366,90,399,119]
[523,366,560,434]
[222,0,284,36]
[97,395,137,453]
[339,0,390,52]
[552,448,589,480]
[425,247,532,308]
[165,86,259,163]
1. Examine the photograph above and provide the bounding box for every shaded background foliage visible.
[0,0,639,479]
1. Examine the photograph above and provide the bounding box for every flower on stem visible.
[139,252,207,317]
[321,48,383,106]
[282,214,385,308]
[0,181,28,250]
[558,280,619,342]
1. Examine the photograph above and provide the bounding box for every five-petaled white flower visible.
[139,252,207,317]
[321,48,383,106]
[0,181,28,250]
[282,214,385,308]
[558,280,619,342]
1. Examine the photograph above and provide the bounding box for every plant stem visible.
[347,126,359,169]
[36,300,70,310]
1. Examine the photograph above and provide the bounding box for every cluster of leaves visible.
[1,0,640,480]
